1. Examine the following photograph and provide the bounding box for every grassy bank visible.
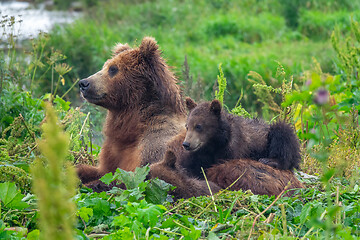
[33,0,358,113]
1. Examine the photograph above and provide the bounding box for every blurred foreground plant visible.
[31,103,77,240]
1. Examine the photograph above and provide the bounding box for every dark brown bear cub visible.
[180,98,301,179]
[149,130,303,199]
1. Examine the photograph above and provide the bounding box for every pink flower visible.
[313,88,329,105]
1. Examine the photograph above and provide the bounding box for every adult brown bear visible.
[77,37,186,184]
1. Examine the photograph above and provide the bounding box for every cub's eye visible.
[185,124,188,130]
[108,65,118,77]
[195,124,202,132]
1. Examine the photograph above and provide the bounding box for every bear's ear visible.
[139,37,159,61]
[185,97,197,111]
[112,43,131,56]
[210,100,222,116]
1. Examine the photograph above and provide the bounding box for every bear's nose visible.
[79,79,90,91]
[182,142,191,150]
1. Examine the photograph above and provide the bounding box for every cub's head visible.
[79,37,181,112]
[182,98,223,152]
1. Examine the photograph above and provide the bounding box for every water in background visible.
[0,0,80,40]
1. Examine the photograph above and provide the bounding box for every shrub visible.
[299,10,360,39]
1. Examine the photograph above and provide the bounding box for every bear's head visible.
[79,37,183,113]
[182,98,229,152]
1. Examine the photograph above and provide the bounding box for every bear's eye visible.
[185,124,188,130]
[195,124,202,132]
[108,65,118,77]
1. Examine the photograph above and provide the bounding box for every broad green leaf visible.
[115,188,144,202]
[300,203,311,224]
[0,182,29,210]
[103,227,133,240]
[181,225,201,240]
[54,96,71,111]
[74,229,89,240]
[100,172,114,185]
[112,215,131,228]
[27,229,40,240]
[282,91,312,107]
[137,204,163,228]
[77,207,94,223]
[160,218,177,229]
[145,178,173,204]
[114,166,150,189]
[130,220,143,237]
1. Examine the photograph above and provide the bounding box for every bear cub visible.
[180,98,301,178]
[149,127,303,199]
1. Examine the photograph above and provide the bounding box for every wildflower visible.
[313,88,329,105]
[54,63,72,76]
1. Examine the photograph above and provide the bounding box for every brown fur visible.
[149,125,304,199]
[206,159,304,197]
[77,37,186,184]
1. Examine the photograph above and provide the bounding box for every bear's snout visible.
[183,141,191,150]
[79,79,90,92]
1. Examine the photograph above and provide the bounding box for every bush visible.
[204,12,286,43]
[299,10,360,39]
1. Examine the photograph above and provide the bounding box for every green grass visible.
[33,0,357,112]
[299,10,360,39]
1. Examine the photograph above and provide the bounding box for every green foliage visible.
[100,166,173,205]
[303,109,360,178]
[247,61,296,121]
[41,0,350,110]
[0,166,31,192]
[0,17,99,191]
[53,0,72,10]
[31,104,77,240]
[0,85,43,134]
[278,0,303,28]
[0,182,29,210]
[299,10,360,39]
[214,64,226,104]
[204,12,286,43]
[332,19,360,85]
[101,166,150,189]
[214,64,251,117]
[0,182,37,234]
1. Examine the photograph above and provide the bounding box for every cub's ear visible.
[139,37,159,61]
[210,99,222,116]
[185,97,197,111]
[112,43,131,56]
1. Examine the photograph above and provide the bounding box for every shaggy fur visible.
[180,98,301,178]
[149,130,303,199]
[77,37,186,184]
[206,159,303,197]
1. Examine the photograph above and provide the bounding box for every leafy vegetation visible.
[0,0,360,239]
[29,0,360,112]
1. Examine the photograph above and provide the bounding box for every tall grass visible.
[36,0,358,113]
